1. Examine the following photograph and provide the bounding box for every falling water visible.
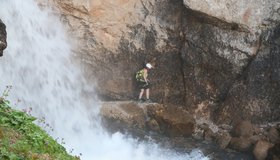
[0,0,208,159]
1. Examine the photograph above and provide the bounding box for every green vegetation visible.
[0,98,79,160]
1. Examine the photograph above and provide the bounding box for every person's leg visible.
[138,89,144,100]
[146,88,150,100]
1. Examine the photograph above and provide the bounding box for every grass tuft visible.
[0,99,79,160]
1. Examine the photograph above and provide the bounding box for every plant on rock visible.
[0,98,79,160]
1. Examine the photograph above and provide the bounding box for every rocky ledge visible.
[100,101,280,160]
[100,101,195,138]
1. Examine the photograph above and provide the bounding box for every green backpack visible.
[135,69,145,82]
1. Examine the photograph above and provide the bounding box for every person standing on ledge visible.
[136,63,153,103]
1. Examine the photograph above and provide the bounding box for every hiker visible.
[136,63,153,102]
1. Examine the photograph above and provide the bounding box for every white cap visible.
[146,63,152,69]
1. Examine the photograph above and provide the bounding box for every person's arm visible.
[143,69,148,83]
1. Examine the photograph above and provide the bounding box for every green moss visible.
[0,99,79,160]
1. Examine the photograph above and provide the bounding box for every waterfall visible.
[0,0,208,159]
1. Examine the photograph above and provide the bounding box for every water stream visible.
[0,0,208,159]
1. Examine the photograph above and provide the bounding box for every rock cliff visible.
[183,0,280,31]
[0,19,7,56]
[39,0,280,125]
[39,0,186,104]
[181,1,280,124]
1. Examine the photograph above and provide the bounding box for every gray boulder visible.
[0,19,7,56]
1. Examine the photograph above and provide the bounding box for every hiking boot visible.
[138,99,145,103]
[145,99,152,103]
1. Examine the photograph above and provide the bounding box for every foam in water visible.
[0,0,208,159]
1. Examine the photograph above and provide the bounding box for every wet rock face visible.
[229,137,253,152]
[0,19,7,56]
[100,101,146,137]
[147,104,195,137]
[253,140,273,160]
[46,0,280,124]
[183,0,280,31]
[267,142,280,160]
[46,0,186,104]
[215,25,280,124]
[231,121,254,138]
[181,4,280,124]
[181,9,260,113]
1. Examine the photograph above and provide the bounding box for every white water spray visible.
[0,0,208,159]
